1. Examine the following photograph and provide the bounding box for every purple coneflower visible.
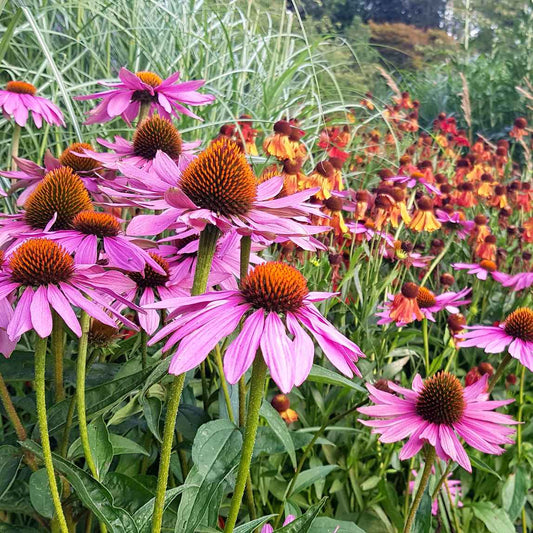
[452,260,509,283]
[147,262,365,393]
[74,67,214,124]
[435,209,475,239]
[358,372,517,472]
[127,138,327,249]
[388,175,441,195]
[45,210,165,274]
[0,81,64,128]
[458,308,533,371]
[81,115,200,172]
[0,238,137,343]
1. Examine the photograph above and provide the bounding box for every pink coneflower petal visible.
[224,308,265,384]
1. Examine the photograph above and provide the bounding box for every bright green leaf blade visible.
[260,401,297,469]
[472,502,515,533]
[233,515,277,533]
[292,466,339,495]
[502,466,528,522]
[307,365,365,393]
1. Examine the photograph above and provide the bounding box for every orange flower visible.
[389,283,424,324]
[408,196,441,233]
[475,235,497,262]
[263,120,295,160]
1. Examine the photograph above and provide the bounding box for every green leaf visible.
[292,466,339,495]
[378,480,403,531]
[233,515,277,533]
[133,487,186,533]
[307,365,365,393]
[260,401,297,469]
[274,498,327,532]
[21,440,138,533]
[176,420,243,533]
[0,446,22,500]
[412,485,432,533]
[104,473,154,515]
[110,434,150,457]
[88,416,113,478]
[472,502,515,533]
[0,8,21,65]
[470,455,503,480]
[142,397,163,443]
[45,367,154,435]
[308,517,365,533]
[29,469,56,519]
[502,466,528,522]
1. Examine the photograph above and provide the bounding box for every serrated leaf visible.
[292,466,339,495]
[0,446,22,500]
[21,440,138,533]
[29,469,56,519]
[260,401,296,469]
[307,365,365,393]
[274,498,327,532]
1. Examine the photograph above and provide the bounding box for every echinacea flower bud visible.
[477,362,494,376]
[133,115,182,160]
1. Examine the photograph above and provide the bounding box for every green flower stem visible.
[140,329,148,370]
[431,461,453,500]
[487,353,513,394]
[0,371,38,471]
[403,446,436,533]
[422,318,430,376]
[10,123,21,171]
[76,311,97,478]
[137,101,151,126]
[151,224,221,533]
[224,355,268,533]
[517,365,527,533]
[52,312,65,403]
[151,373,186,533]
[238,377,246,426]
[420,235,454,288]
[239,235,252,282]
[214,343,235,423]
[34,335,69,533]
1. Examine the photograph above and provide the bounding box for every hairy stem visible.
[35,335,69,533]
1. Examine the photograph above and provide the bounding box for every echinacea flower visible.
[388,174,440,195]
[0,81,65,128]
[45,210,165,274]
[74,67,214,125]
[499,272,533,292]
[415,286,471,322]
[83,115,200,172]
[147,262,365,393]
[436,209,475,239]
[120,252,187,335]
[127,138,327,249]
[451,260,509,283]
[0,238,137,343]
[358,371,517,472]
[1,144,108,205]
[458,308,533,371]
[0,166,94,248]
